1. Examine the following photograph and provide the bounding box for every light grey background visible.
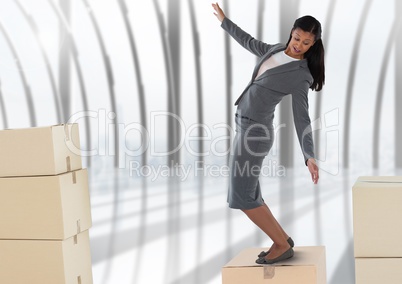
[0,0,400,283]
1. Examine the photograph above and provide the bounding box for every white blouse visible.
[255,51,300,79]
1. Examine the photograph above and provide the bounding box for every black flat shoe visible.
[258,237,294,258]
[255,247,294,265]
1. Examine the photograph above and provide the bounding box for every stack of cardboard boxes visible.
[0,124,93,284]
[222,246,327,283]
[353,176,402,283]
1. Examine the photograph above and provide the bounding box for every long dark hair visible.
[286,15,325,91]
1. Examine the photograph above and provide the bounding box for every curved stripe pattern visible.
[152,1,182,282]
[188,0,204,164]
[222,0,233,263]
[152,0,177,165]
[81,0,119,168]
[254,0,266,247]
[14,0,63,123]
[0,19,36,126]
[396,0,402,168]
[312,0,337,247]
[117,0,147,168]
[278,0,299,168]
[167,0,182,279]
[256,0,265,64]
[188,1,205,283]
[47,0,92,166]
[372,16,402,168]
[168,0,182,168]
[223,0,232,162]
[0,79,8,129]
[313,0,337,154]
[114,1,149,283]
[343,0,373,168]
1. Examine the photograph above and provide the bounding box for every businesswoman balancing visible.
[212,3,323,264]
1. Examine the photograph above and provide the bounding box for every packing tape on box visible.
[64,124,71,141]
[77,219,81,234]
[66,156,71,172]
[360,180,402,183]
[263,266,275,279]
[72,171,77,184]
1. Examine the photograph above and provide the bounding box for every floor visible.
[88,159,363,284]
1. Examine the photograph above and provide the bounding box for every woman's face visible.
[285,28,316,59]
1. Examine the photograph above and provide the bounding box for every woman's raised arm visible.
[212,3,272,57]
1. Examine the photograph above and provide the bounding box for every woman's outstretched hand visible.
[307,158,319,184]
[212,2,225,22]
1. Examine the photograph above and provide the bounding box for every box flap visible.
[2,124,67,132]
[356,176,402,183]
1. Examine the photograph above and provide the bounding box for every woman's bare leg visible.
[261,202,290,254]
[242,205,290,259]
[263,202,289,241]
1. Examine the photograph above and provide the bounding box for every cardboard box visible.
[0,169,91,240]
[355,257,402,284]
[0,230,93,284]
[353,176,402,257]
[0,124,82,177]
[222,246,326,284]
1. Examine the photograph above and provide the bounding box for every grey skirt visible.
[227,114,274,210]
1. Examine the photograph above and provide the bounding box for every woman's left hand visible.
[212,3,225,22]
[307,158,319,184]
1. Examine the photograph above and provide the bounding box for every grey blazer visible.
[221,17,315,163]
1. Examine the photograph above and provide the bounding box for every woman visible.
[212,3,323,264]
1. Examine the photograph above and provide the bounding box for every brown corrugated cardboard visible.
[353,176,402,257]
[0,230,93,284]
[0,169,92,240]
[0,124,82,177]
[222,246,326,284]
[355,257,402,284]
